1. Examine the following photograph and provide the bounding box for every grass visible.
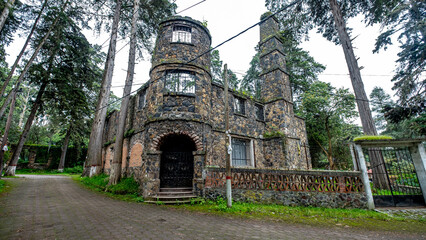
[15,166,83,175]
[169,197,426,234]
[73,174,144,202]
[0,178,13,195]
[73,175,425,234]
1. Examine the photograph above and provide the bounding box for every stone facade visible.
[101,15,311,198]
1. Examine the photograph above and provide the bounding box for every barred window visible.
[138,91,146,110]
[165,71,195,94]
[234,97,245,115]
[255,104,264,121]
[231,138,250,166]
[172,26,192,43]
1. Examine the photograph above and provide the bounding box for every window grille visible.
[172,26,192,43]
[255,104,264,121]
[232,138,250,166]
[165,71,195,94]
[234,97,245,115]
[138,91,146,110]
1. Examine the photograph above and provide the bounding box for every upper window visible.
[233,97,245,115]
[165,71,195,94]
[231,138,251,166]
[172,26,192,43]
[138,91,146,110]
[255,104,264,121]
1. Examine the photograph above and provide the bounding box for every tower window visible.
[233,97,245,115]
[255,104,264,121]
[165,71,195,94]
[138,90,146,110]
[172,26,192,43]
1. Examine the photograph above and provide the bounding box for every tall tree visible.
[0,0,15,31]
[266,0,378,135]
[4,0,100,176]
[84,0,122,177]
[370,1,425,108]
[83,0,176,177]
[299,81,358,169]
[108,0,139,185]
[369,86,393,132]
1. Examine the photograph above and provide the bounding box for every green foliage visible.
[0,179,5,194]
[299,81,359,169]
[353,135,393,141]
[63,165,83,174]
[80,174,140,196]
[15,166,82,175]
[106,177,139,195]
[371,1,425,108]
[124,129,135,138]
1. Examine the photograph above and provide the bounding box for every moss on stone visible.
[353,135,393,141]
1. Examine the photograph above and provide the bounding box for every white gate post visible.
[354,144,375,209]
[410,142,426,203]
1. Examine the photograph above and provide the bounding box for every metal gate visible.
[361,147,424,207]
[160,152,193,188]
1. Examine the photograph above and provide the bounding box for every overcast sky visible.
[6,0,400,102]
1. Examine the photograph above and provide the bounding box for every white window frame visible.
[165,71,195,94]
[172,25,192,43]
[229,137,254,167]
[233,97,245,115]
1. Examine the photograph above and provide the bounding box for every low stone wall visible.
[204,167,367,208]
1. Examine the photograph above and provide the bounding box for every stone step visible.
[156,191,194,196]
[144,199,194,204]
[160,187,193,192]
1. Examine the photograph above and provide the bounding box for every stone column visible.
[193,151,205,196]
[410,142,426,203]
[354,144,375,209]
[142,151,161,198]
[28,150,37,168]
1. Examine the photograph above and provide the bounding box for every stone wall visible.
[204,188,368,209]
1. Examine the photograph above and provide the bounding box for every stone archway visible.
[158,133,197,188]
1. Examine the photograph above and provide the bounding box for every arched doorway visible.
[159,134,196,188]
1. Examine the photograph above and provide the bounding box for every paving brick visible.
[0,175,424,240]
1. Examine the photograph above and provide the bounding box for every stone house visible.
[101,15,311,198]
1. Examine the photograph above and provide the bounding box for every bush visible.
[63,165,83,174]
[80,174,140,195]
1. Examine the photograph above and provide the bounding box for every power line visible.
[176,0,207,14]
[95,0,303,113]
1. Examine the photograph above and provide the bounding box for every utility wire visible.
[94,0,303,112]
[176,0,207,14]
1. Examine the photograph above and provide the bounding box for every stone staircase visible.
[145,187,198,204]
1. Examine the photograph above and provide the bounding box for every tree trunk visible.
[58,124,72,172]
[108,0,139,185]
[325,117,335,170]
[83,0,122,177]
[18,88,30,129]
[0,90,17,178]
[0,0,16,32]
[0,0,48,99]
[4,82,47,176]
[328,0,389,189]
[0,0,67,119]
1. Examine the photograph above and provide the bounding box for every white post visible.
[354,144,375,209]
[349,143,358,171]
[410,142,426,203]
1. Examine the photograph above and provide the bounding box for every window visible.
[233,97,245,115]
[138,91,146,110]
[165,71,195,94]
[255,104,264,121]
[172,25,192,43]
[231,138,251,166]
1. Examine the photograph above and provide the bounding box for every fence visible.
[205,167,364,193]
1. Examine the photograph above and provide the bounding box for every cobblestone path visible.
[0,175,424,240]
